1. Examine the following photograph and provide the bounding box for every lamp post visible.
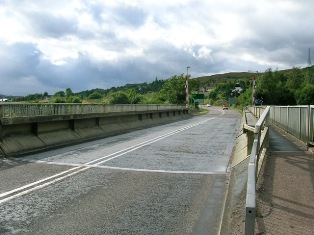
[186,66,190,109]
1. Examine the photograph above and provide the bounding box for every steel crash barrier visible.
[244,106,270,234]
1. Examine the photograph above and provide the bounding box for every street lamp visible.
[186,66,190,108]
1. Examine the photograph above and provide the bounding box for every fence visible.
[270,105,314,144]
[244,105,313,234]
[248,105,314,145]
[0,103,186,118]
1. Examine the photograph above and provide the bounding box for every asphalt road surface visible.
[0,106,241,235]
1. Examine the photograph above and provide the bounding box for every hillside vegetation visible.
[7,66,314,107]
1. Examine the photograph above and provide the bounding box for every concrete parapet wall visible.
[220,110,252,234]
[0,110,191,157]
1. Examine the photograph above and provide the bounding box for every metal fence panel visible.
[270,105,313,144]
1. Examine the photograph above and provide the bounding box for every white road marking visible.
[90,119,212,165]
[0,167,89,204]
[1,117,217,204]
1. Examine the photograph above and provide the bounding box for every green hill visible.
[193,72,258,85]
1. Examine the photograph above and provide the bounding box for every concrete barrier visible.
[220,109,258,234]
[0,109,191,157]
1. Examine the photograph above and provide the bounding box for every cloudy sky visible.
[0,0,313,96]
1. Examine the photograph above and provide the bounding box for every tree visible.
[126,89,142,104]
[189,78,201,93]
[160,74,187,104]
[88,92,103,99]
[141,92,164,104]
[286,67,304,92]
[54,91,65,97]
[304,66,314,84]
[236,87,252,107]
[295,84,314,105]
[108,91,130,104]
[208,88,218,100]
[67,96,82,103]
[65,88,73,99]
[255,68,287,105]
[51,96,66,103]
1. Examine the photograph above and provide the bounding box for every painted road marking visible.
[1,117,219,204]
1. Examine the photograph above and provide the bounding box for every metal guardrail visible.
[0,103,186,118]
[244,106,270,234]
[244,105,313,234]
[248,105,314,145]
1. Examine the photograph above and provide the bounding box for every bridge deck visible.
[230,126,314,234]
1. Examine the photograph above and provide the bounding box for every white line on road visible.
[0,117,216,205]
[91,119,213,165]
[0,166,89,204]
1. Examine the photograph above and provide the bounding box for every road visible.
[0,107,241,235]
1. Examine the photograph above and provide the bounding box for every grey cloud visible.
[86,2,147,28]
[24,11,78,38]
[0,43,42,78]
[1,0,314,96]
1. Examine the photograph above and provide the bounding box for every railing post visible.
[265,112,270,149]
[299,107,302,140]
[309,106,314,143]
[247,130,254,155]
[0,122,2,142]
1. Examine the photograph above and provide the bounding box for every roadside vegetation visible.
[4,66,314,108]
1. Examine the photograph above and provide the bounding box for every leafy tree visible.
[126,89,142,104]
[88,92,103,99]
[236,87,253,107]
[67,96,82,103]
[304,66,314,84]
[295,84,314,104]
[108,91,130,104]
[208,88,219,100]
[65,88,73,98]
[189,78,201,93]
[54,91,65,97]
[141,92,164,104]
[255,69,285,105]
[285,67,304,92]
[51,96,66,103]
[22,93,43,101]
[160,74,187,104]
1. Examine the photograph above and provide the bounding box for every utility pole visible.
[252,71,258,105]
[186,66,190,109]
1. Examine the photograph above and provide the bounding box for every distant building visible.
[0,98,8,102]
[232,83,243,94]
